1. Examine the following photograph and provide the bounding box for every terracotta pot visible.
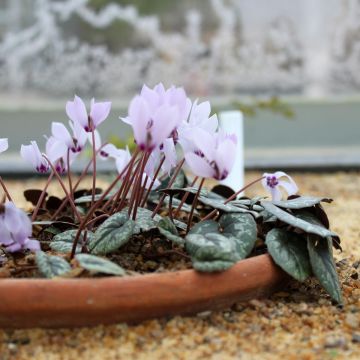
[0,254,288,329]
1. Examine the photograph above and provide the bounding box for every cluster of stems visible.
[3,142,266,260]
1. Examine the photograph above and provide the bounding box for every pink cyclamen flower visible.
[20,141,49,173]
[261,171,299,201]
[0,202,40,252]
[0,138,9,153]
[184,128,237,180]
[122,83,191,152]
[66,95,111,132]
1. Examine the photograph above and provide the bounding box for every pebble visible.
[324,336,347,349]
[345,313,360,329]
[352,333,360,343]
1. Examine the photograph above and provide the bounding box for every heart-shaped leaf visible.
[90,212,135,255]
[51,230,94,254]
[188,220,219,235]
[266,228,311,281]
[75,254,125,276]
[219,213,257,259]
[75,192,115,204]
[157,217,184,245]
[199,196,259,217]
[35,251,71,278]
[272,196,332,210]
[307,235,343,304]
[186,232,238,272]
[261,201,338,239]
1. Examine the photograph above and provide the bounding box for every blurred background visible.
[1,0,360,173]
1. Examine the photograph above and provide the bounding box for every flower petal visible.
[90,99,111,128]
[66,95,88,128]
[0,138,9,153]
[185,152,214,178]
[52,122,72,146]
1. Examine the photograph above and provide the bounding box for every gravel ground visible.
[0,171,359,360]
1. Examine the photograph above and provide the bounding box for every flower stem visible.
[31,171,54,221]
[70,150,139,259]
[91,126,97,207]
[151,158,185,218]
[50,144,108,220]
[42,155,82,223]
[67,148,73,202]
[186,178,205,233]
[173,176,198,217]
[201,176,265,222]
[141,155,165,207]
[0,176,12,202]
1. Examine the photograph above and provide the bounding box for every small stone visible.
[324,336,347,349]
[248,299,264,308]
[352,333,360,343]
[345,313,359,329]
[196,311,212,319]
[350,272,358,280]
[352,260,360,269]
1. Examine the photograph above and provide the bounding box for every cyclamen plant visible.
[0,83,342,304]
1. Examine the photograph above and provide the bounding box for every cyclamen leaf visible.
[219,213,257,259]
[186,233,238,272]
[198,196,259,217]
[90,212,135,255]
[266,228,311,282]
[307,235,343,304]
[157,217,184,245]
[120,207,161,234]
[75,254,125,276]
[188,220,219,236]
[272,196,332,210]
[36,251,71,278]
[51,230,94,254]
[261,201,338,239]
[75,193,114,204]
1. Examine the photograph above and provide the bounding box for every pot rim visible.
[0,253,288,328]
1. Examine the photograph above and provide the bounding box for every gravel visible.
[0,171,359,359]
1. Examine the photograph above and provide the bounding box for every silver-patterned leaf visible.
[261,201,338,238]
[90,212,135,255]
[75,254,125,276]
[35,251,71,278]
[120,207,161,234]
[74,192,114,204]
[272,196,332,210]
[157,217,184,245]
[50,230,94,254]
[199,196,259,217]
[186,233,238,263]
[266,228,311,281]
[219,213,257,259]
[307,235,343,304]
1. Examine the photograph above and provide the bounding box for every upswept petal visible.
[189,100,211,125]
[140,84,160,112]
[214,138,237,180]
[23,239,41,251]
[66,95,88,128]
[185,152,214,178]
[90,99,111,127]
[162,138,177,174]
[52,122,72,146]
[270,187,283,201]
[274,171,299,194]
[278,180,298,197]
[151,104,179,148]
[46,137,67,163]
[0,138,9,153]
[188,127,216,162]
[128,95,150,148]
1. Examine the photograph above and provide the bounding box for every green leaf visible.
[162,197,198,214]
[261,201,338,239]
[307,235,343,304]
[219,213,257,259]
[272,196,332,210]
[158,169,187,190]
[74,192,114,204]
[75,254,125,276]
[35,251,71,278]
[185,233,238,272]
[51,230,94,254]
[157,217,184,245]
[199,196,259,217]
[90,212,135,255]
[188,220,219,235]
[120,207,161,234]
[266,228,311,281]
[160,186,209,197]
[173,219,187,231]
